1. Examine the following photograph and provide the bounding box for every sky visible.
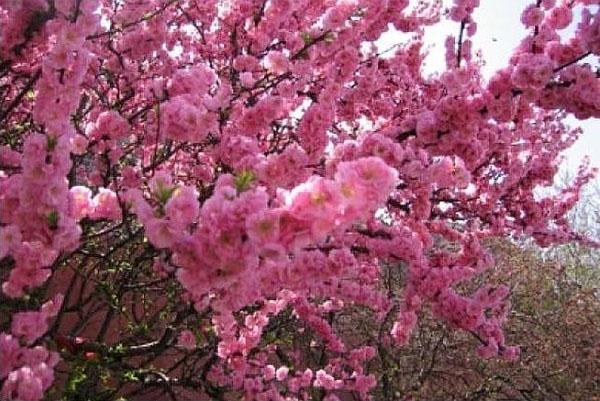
[379,1,599,172]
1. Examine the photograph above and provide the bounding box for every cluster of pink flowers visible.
[204,293,378,401]
[1,0,599,399]
[449,0,481,22]
[297,104,335,162]
[1,296,62,401]
[127,157,398,317]
[1,134,79,297]
[256,144,310,191]
[511,53,555,90]
[161,96,216,143]
[0,1,101,399]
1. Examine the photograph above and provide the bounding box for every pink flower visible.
[502,345,521,361]
[477,338,499,358]
[511,53,554,90]
[69,134,88,155]
[323,3,353,29]
[297,105,332,161]
[429,156,471,188]
[416,111,438,143]
[286,177,343,240]
[169,65,215,97]
[40,294,64,317]
[521,4,544,27]
[3,270,50,299]
[145,218,179,249]
[547,6,572,29]
[233,55,260,71]
[1,367,44,401]
[177,329,196,350]
[354,373,377,395]
[0,334,20,379]
[121,166,142,188]
[275,366,289,381]
[541,0,556,9]
[239,71,255,88]
[165,186,199,228]
[11,312,48,345]
[30,363,55,393]
[149,171,174,199]
[124,189,154,223]
[68,186,93,220]
[390,311,417,346]
[245,209,281,245]
[0,146,21,167]
[263,365,276,381]
[335,157,399,207]
[95,111,129,140]
[314,369,337,390]
[300,368,313,386]
[0,225,21,259]
[264,51,290,74]
[90,188,122,221]
[161,96,213,143]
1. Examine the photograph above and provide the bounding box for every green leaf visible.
[324,32,336,43]
[155,184,176,205]
[123,370,140,382]
[47,135,58,151]
[300,32,313,45]
[47,210,59,230]
[234,170,256,193]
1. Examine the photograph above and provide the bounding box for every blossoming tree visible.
[0,0,598,399]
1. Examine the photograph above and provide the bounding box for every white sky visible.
[380,1,599,171]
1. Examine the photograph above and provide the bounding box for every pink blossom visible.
[239,72,255,88]
[0,146,21,167]
[169,65,216,97]
[121,166,142,188]
[124,188,154,223]
[264,51,290,74]
[429,156,471,188]
[263,365,276,381]
[40,294,63,317]
[314,369,337,390]
[521,4,544,27]
[547,6,572,29]
[165,186,200,228]
[90,188,122,221]
[275,366,289,381]
[0,334,20,379]
[177,329,196,350]
[68,186,93,220]
[69,135,88,155]
[335,157,399,207]
[95,111,129,140]
[511,53,554,90]
[246,209,281,245]
[161,96,214,143]
[0,225,21,259]
[145,218,179,249]
[11,312,49,345]
[1,367,44,401]
[0,1,598,399]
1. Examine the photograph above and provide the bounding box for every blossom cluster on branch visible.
[0,0,598,399]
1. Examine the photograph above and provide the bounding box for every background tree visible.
[334,238,600,401]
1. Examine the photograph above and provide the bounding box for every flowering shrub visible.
[0,0,598,399]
